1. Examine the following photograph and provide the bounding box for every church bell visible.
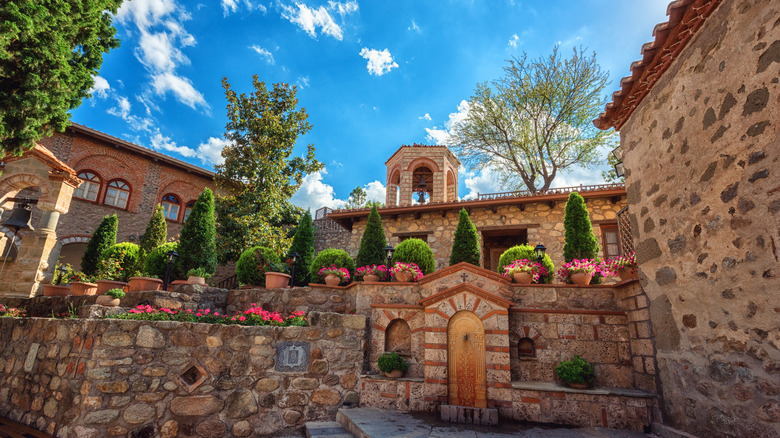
[2,200,34,232]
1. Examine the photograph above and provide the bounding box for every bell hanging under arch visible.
[2,201,34,232]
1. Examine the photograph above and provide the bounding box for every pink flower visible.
[238,316,246,322]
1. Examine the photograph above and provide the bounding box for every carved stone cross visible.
[461,272,468,283]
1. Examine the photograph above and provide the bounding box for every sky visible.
[72,0,673,211]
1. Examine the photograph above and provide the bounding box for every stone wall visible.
[619,1,780,436]
[0,313,366,437]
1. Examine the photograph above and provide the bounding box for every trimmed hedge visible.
[310,249,355,284]
[288,210,315,286]
[176,188,217,278]
[100,242,141,282]
[81,214,117,276]
[236,246,280,286]
[139,205,166,257]
[392,238,435,275]
[355,205,387,267]
[563,192,599,262]
[449,208,480,266]
[497,245,555,284]
[143,242,179,279]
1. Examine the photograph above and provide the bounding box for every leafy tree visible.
[355,205,387,267]
[215,75,322,262]
[562,192,599,261]
[98,242,141,282]
[601,152,625,184]
[450,46,614,192]
[0,1,122,157]
[82,214,117,276]
[287,210,315,286]
[345,186,367,209]
[365,200,385,209]
[139,205,167,257]
[176,188,217,278]
[449,209,480,266]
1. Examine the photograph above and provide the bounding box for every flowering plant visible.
[355,264,388,280]
[0,304,26,318]
[390,262,424,281]
[52,261,74,285]
[502,259,548,283]
[556,259,605,283]
[606,252,637,275]
[69,271,92,283]
[318,265,351,283]
[97,257,125,282]
[110,304,306,327]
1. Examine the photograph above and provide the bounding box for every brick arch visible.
[509,325,548,350]
[72,154,144,211]
[0,173,51,206]
[405,157,441,173]
[157,180,204,206]
[59,235,91,245]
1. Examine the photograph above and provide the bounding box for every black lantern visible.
[384,245,394,281]
[611,146,625,178]
[610,146,623,162]
[614,161,625,178]
[163,250,179,291]
[534,244,546,263]
[288,251,299,288]
[56,264,69,286]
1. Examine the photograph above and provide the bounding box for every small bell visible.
[2,200,34,232]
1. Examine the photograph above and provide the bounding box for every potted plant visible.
[186,267,213,286]
[95,257,129,294]
[355,264,387,282]
[556,259,602,286]
[502,259,547,285]
[127,276,163,292]
[555,355,595,389]
[96,288,125,307]
[44,262,72,296]
[390,262,423,283]
[377,352,409,378]
[317,265,350,286]
[265,259,292,289]
[608,252,637,281]
[69,271,98,296]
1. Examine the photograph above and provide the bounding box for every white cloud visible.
[296,76,310,88]
[359,48,399,76]
[508,34,519,48]
[461,166,504,200]
[327,0,358,16]
[222,0,265,16]
[408,19,420,31]
[195,137,230,166]
[249,45,274,64]
[418,113,431,121]
[364,180,386,203]
[290,170,347,211]
[137,31,189,72]
[281,2,344,40]
[107,96,154,132]
[424,99,470,145]
[89,76,111,99]
[148,131,230,166]
[116,0,178,30]
[150,130,197,158]
[150,72,208,110]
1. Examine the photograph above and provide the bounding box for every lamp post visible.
[534,244,546,264]
[56,264,69,286]
[163,250,179,291]
[288,252,299,288]
[384,245,394,282]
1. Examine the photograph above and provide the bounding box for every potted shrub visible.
[69,271,98,296]
[127,276,163,292]
[498,245,555,284]
[391,238,435,275]
[186,267,212,286]
[43,262,72,296]
[608,252,637,281]
[556,259,603,286]
[317,265,350,286]
[390,262,423,283]
[236,246,280,287]
[96,288,125,307]
[502,259,547,285]
[555,355,595,389]
[355,264,387,282]
[265,259,292,289]
[95,257,128,294]
[309,249,354,285]
[377,352,409,378]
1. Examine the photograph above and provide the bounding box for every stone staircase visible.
[304,420,354,438]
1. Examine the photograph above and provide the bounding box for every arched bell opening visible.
[411,166,433,205]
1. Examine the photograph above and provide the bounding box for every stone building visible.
[594,0,780,436]
[327,144,628,272]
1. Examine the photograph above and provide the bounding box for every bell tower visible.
[385,144,460,207]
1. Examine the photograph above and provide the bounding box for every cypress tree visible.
[175,188,217,278]
[287,210,315,286]
[139,204,167,256]
[355,205,387,267]
[449,208,480,266]
[562,192,599,262]
[81,214,117,276]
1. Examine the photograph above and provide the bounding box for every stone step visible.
[305,421,354,438]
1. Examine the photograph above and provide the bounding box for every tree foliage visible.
[236,246,280,286]
[449,208,480,266]
[392,238,435,275]
[601,152,625,184]
[139,205,167,257]
[451,46,614,192]
[355,205,387,267]
[215,75,322,262]
[143,242,178,279]
[82,214,117,276]
[0,0,122,156]
[345,186,367,209]
[562,192,599,262]
[287,210,315,286]
[176,188,217,278]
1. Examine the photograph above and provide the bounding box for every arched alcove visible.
[385,318,411,354]
[517,337,536,358]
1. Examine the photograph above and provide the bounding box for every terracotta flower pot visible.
[187,276,207,286]
[96,280,127,295]
[569,272,593,286]
[384,369,404,378]
[512,271,533,285]
[363,274,380,282]
[70,282,98,296]
[394,271,414,283]
[265,272,291,289]
[617,267,636,281]
[127,277,163,292]
[43,284,70,297]
[324,274,341,287]
[95,295,121,307]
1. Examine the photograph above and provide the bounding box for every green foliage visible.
[310,249,354,284]
[392,238,435,275]
[176,188,217,278]
[287,210,315,286]
[215,75,322,262]
[365,200,385,209]
[108,305,307,327]
[377,352,409,373]
[0,0,122,156]
[497,245,554,284]
[449,209,480,266]
[81,214,117,276]
[562,192,599,262]
[554,355,595,384]
[186,267,212,279]
[52,261,74,285]
[602,152,625,184]
[143,242,178,279]
[355,206,387,268]
[345,186,367,209]
[236,246,281,286]
[105,288,125,299]
[140,205,167,257]
[98,242,141,282]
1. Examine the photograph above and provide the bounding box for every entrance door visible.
[481,228,528,272]
[447,311,486,407]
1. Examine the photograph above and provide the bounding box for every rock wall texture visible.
[619,1,780,436]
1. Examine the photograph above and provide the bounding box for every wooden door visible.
[447,311,486,407]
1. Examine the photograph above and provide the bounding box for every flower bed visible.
[108,304,306,326]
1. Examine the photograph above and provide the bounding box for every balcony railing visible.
[476,183,624,201]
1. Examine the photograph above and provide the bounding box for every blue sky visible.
[73,0,671,210]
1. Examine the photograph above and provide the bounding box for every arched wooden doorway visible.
[447,310,486,407]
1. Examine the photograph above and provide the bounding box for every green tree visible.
[0,1,122,157]
[139,205,167,257]
[562,192,599,261]
[287,210,315,286]
[345,186,367,209]
[215,75,322,262]
[81,214,117,276]
[176,188,217,278]
[449,209,480,266]
[355,205,387,267]
[601,152,625,184]
[451,46,614,192]
[365,200,385,209]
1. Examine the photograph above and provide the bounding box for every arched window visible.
[73,171,101,202]
[517,337,536,358]
[183,200,196,222]
[385,319,412,355]
[104,180,130,209]
[161,194,181,221]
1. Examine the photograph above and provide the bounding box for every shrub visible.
[554,355,595,384]
[187,267,213,279]
[236,246,280,286]
[392,238,435,275]
[497,245,554,284]
[317,265,350,284]
[98,243,141,282]
[287,210,315,286]
[139,205,166,257]
[390,262,424,281]
[355,205,387,267]
[449,208,480,266]
[105,288,125,299]
[310,249,355,284]
[176,188,217,278]
[563,192,599,262]
[377,352,409,373]
[143,242,179,279]
[52,261,74,285]
[81,214,117,276]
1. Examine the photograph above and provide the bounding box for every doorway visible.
[481,228,528,272]
[447,311,486,408]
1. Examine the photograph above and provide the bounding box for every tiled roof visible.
[384,144,459,165]
[3,144,81,187]
[593,0,723,131]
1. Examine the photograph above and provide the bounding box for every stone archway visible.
[447,310,487,408]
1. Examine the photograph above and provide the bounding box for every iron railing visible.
[476,183,624,201]
[214,274,238,290]
[314,206,347,231]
